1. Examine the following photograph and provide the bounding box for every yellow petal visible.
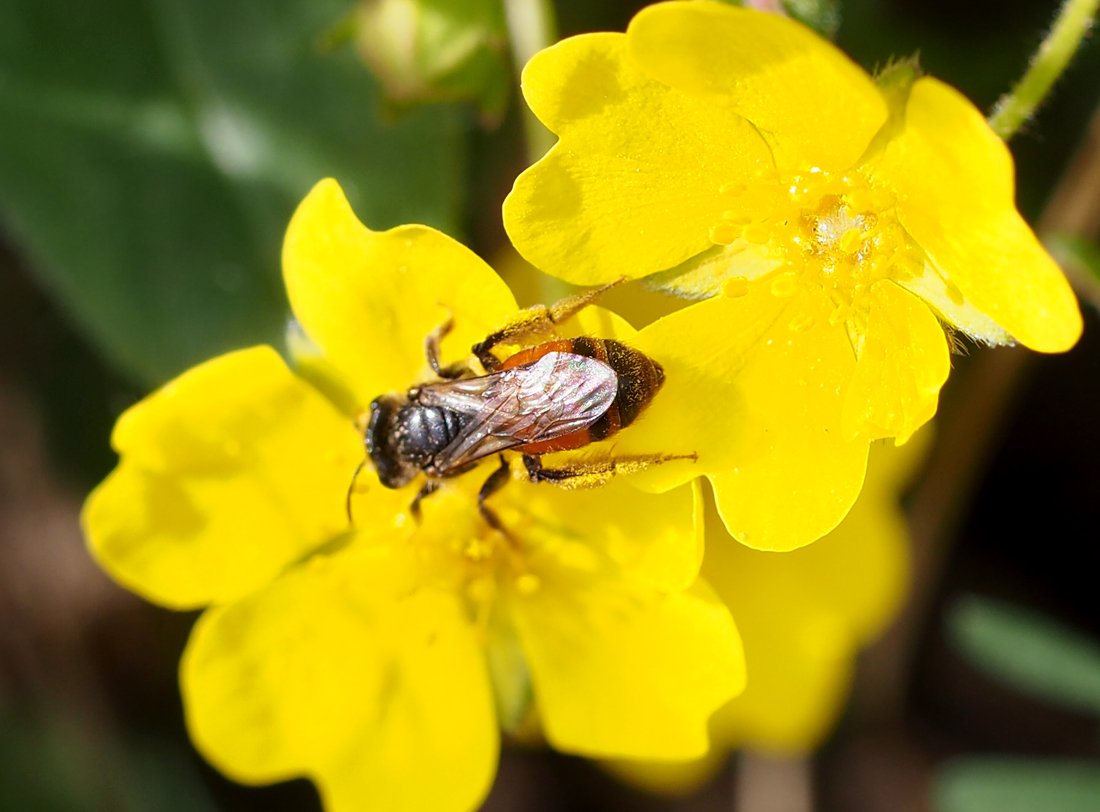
[897,261,1013,347]
[701,432,917,752]
[617,286,867,551]
[714,602,856,753]
[628,1,888,172]
[793,433,922,643]
[504,32,776,285]
[83,347,363,609]
[508,566,742,760]
[601,749,727,797]
[706,292,868,551]
[283,179,518,406]
[842,281,950,443]
[647,239,782,300]
[869,77,1081,352]
[592,292,790,491]
[182,543,498,812]
[505,477,703,592]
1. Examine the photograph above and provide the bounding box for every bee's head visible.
[365,394,420,489]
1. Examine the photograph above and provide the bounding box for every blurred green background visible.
[0,0,1097,810]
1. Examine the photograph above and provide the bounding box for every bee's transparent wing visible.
[417,351,618,472]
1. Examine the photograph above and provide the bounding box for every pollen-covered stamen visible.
[443,502,542,626]
[712,170,926,319]
[799,193,883,290]
[807,195,871,257]
[462,535,496,562]
[793,178,917,289]
[459,525,541,639]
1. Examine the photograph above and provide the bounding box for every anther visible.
[514,573,541,595]
[788,312,816,333]
[709,223,741,245]
[838,229,864,254]
[827,303,851,327]
[722,277,750,298]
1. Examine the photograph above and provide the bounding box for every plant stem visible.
[736,753,812,812]
[988,0,1099,140]
[503,0,558,164]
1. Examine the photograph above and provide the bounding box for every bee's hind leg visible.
[472,278,625,371]
[523,452,697,489]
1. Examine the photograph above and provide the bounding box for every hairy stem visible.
[988,0,1099,140]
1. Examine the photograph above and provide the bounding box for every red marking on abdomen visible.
[518,427,595,455]
[499,340,575,371]
[503,338,622,454]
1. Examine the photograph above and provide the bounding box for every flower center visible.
[713,169,925,323]
[407,477,542,617]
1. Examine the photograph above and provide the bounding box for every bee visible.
[350,282,691,528]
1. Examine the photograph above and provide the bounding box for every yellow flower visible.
[502,1,1081,550]
[606,431,925,795]
[82,179,744,812]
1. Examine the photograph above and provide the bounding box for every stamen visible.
[709,223,741,245]
[788,312,816,333]
[710,168,923,332]
[466,576,494,605]
[838,228,864,254]
[514,573,541,595]
[463,536,494,562]
[722,277,750,298]
[721,210,752,224]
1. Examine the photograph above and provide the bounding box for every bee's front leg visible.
[425,314,472,379]
[472,278,625,371]
[409,479,441,521]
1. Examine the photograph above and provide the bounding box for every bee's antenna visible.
[345,459,368,526]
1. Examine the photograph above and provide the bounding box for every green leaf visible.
[935,758,1100,812]
[948,595,1100,715]
[0,707,220,812]
[0,0,464,386]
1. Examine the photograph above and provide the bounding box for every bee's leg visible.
[425,314,471,379]
[523,452,697,489]
[344,459,369,526]
[478,455,516,538]
[408,479,441,522]
[473,278,626,371]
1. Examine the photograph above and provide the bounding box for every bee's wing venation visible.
[412,376,496,414]
[422,351,618,472]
